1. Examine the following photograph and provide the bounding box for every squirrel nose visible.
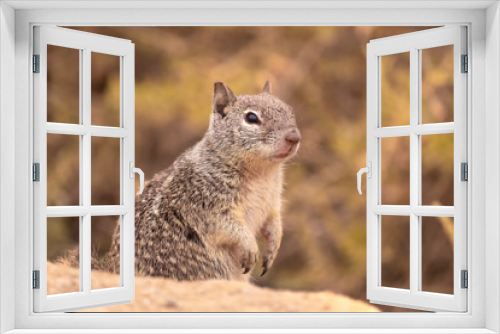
[285,129,301,145]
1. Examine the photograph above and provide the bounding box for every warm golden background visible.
[47,26,455,312]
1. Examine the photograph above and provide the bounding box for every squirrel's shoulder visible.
[140,141,238,198]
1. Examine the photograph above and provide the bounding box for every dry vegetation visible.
[47,26,453,312]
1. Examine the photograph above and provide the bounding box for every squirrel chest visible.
[236,168,283,236]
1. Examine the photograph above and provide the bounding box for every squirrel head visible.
[207,80,301,167]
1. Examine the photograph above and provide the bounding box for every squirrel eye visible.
[245,112,261,125]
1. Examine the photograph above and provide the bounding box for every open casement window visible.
[33,26,136,312]
[364,26,467,312]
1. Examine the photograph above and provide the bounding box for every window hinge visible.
[33,270,40,289]
[33,163,40,182]
[33,54,40,73]
[461,162,468,181]
[461,54,468,73]
[461,270,468,289]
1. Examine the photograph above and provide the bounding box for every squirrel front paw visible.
[237,239,259,274]
[260,226,281,277]
[261,249,277,277]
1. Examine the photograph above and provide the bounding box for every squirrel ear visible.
[213,82,237,118]
[262,80,272,94]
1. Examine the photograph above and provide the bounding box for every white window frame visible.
[33,26,136,313]
[366,26,468,312]
[0,1,499,333]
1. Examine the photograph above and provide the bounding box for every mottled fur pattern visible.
[108,81,300,281]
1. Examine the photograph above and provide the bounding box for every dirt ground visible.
[47,262,379,312]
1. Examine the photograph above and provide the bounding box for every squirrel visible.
[106,81,301,281]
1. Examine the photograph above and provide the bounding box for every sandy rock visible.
[47,262,379,312]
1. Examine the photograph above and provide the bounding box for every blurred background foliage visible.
[47,26,455,312]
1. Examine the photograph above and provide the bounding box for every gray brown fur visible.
[108,81,300,281]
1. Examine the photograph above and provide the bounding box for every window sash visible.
[32,26,136,313]
[366,26,468,312]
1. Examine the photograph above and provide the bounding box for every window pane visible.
[381,52,410,127]
[421,217,454,294]
[381,136,410,205]
[421,45,454,124]
[91,216,120,290]
[92,52,121,127]
[47,45,80,124]
[421,134,454,206]
[381,215,410,290]
[91,137,121,205]
[47,217,80,295]
[47,134,80,206]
